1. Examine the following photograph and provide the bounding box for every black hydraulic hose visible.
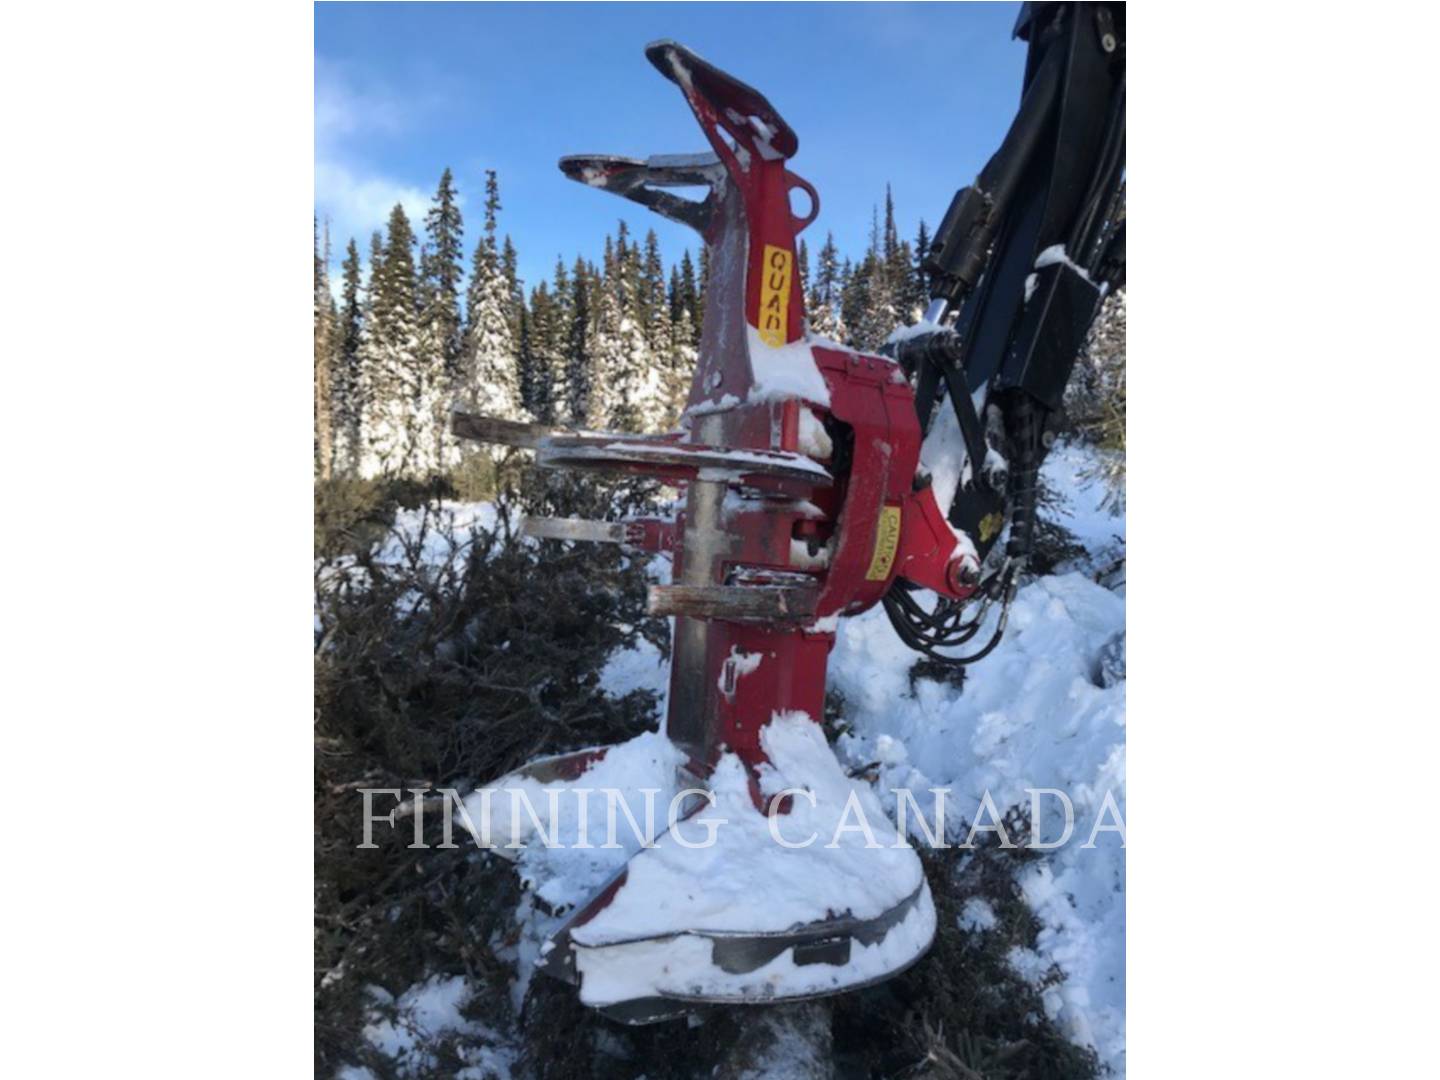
[1002,393,1043,562]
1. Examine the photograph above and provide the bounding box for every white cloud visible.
[316,158,429,248]
[314,58,453,258]
[314,58,409,148]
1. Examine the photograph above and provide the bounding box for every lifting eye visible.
[785,174,820,232]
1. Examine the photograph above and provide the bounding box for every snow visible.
[960,897,998,932]
[745,326,833,407]
[1042,440,1127,563]
[464,728,690,1012]
[598,634,667,698]
[1035,243,1094,283]
[826,444,1126,1071]
[315,501,508,628]
[884,319,943,345]
[462,730,687,888]
[919,386,969,514]
[804,613,840,634]
[362,976,471,1061]
[682,392,742,423]
[375,501,501,566]
[574,714,926,942]
[568,713,934,1006]
[359,975,517,1079]
[473,708,932,1010]
[797,407,833,459]
[788,536,831,569]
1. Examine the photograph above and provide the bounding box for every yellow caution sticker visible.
[978,511,1005,543]
[865,505,902,581]
[757,244,792,347]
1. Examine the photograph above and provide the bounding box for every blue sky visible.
[315,1,1026,291]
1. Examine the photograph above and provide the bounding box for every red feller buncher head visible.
[453,41,978,1024]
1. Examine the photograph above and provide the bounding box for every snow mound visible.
[829,486,1124,1076]
[574,713,925,945]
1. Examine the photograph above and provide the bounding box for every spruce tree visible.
[314,219,335,480]
[520,283,561,423]
[422,168,465,375]
[462,170,524,425]
[881,185,915,325]
[361,204,426,476]
[841,253,869,345]
[623,228,664,430]
[547,257,573,424]
[911,220,932,319]
[591,224,660,431]
[501,234,523,341]
[565,257,593,426]
[855,250,898,350]
[679,249,701,345]
[640,230,667,349]
[418,168,465,471]
[666,297,697,428]
[516,302,539,419]
[697,245,710,343]
[807,232,845,342]
[797,238,811,305]
[667,265,682,326]
[333,238,364,474]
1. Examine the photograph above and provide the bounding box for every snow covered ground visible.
[339,975,519,1079]
[827,457,1126,1072]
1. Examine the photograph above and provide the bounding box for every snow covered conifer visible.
[667,265,682,327]
[678,249,701,345]
[611,226,664,431]
[586,232,633,430]
[421,168,465,378]
[519,285,560,424]
[359,205,427,477]
[909,220,932,319]
[314,219,336,480]
[1068,288,1126,508]
[417,168,465,472]
[697,244,710,342]
[461,170,524,425]
[501,234,523,341]
[565,258,593,426]
[807,232,846,342]
[545,258,573,424]
[353,232,385,469]
[665,304,698,428]
[331,238,365,475]
[640,230,668,349]
[797,238,811,303]
[515,303,539,420]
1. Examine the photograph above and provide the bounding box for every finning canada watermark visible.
[357,785,1125,852]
